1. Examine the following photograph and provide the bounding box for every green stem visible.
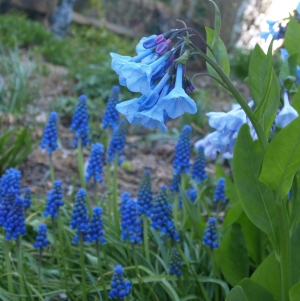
[210,249,220,301]
[96,241,109,301]
[38,248,42,292]
[131,244,145,300]
[58,211,68,292]
[49,153,55,183]
[52,217,63,282]
[5,239,14,294]
[106,163,112,225]
[143,216,150,262]
[79,232,87,301]
[16,238,26,301]
[113,155,120,235]
[94,178,99,206]
[173,193,179,228]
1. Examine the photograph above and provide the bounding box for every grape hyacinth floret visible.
[33,224,49,249]
[108,265,131,299]
[151,185,179,242]
[89,206,106,244]
[70,95,90,147]
[191,146,207,183]
[106,120,127,164]
[40,112,58,154]
[137,169,153,216]
[170,173,181,193]
[70,188,90,243]
[23,187,32,210]
[203,217,219,249]
[4,197,26,240]
[120,193,143,244]
[85,143,105,183]
[0,168,21,226]
[102,86,120,130]
[169,247,183,277]
[179,188,197,210]
[173,125,192,175]
[43,180,64,218]
[214,178,226,202]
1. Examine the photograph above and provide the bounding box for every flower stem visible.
[5,239,14,294]
[113,155,120,235]
[96,241,109,301]
[131,244,145,300]
[52,217,63,282]
[79,232,87,301]
[106,163,112,225]
[94,178,99,206]
[16,238,26,301]
[143,216,150,262]
[38,248,42,292]
[58,211,68,292]
[49,153,55,183]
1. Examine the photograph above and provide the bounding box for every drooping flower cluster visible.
[191,146,207,183]
[70,188,90,243]
[89,206,106,244]
[43,180,64,219]
[151,185,179,242]
[70,95,90,147]
[214,178,226,202]
[102,86,120,130]
[260,20,287,41]
[0,168,21,226]
[203,217,219,249]
[120,192,143,244]
[179,188,197,210]
[33,224,49,249]
[4,197,26,240]
[40,112,58,154]
[112,31,197,132]
[85,143,105,183]
[169,247,182,277]
[23,187,32,210]
[106,120,127,164]
[108,265,131,299]
[137,169,153,216]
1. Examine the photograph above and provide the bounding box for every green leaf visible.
[291,225,300,285]
[285,18,300,63]
[208,0,221,51]
[289,282,300,301]
[292,89,300,115]
[238,278,275,301]
[223,203,243,228]
[232,124,278,245]
[205,27,230,81]
[220,223,249,286]
[290,172,300,232]
[251,252,281,300]
[259,117,300,200]
[225,286,248,301]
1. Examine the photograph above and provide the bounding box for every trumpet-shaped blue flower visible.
[169,247,182,276]
[102,86,120,130]
[43,180,64,218]
[33,224,49,249]
[70,95,89,147]
[173,125,192,175]
[85,143,105,183]
[191,146,207,183]
[170,173,181,193]
[137,169,153,216]
[89,206,106,244]
[203,217,219,249]
[260,20,286,41]
[70,189,90,243]
[214,178,226,202]
[4,197,26,240]
[276,91,299,127]
[40,112,58,154]
[23,187,32,210]
[108,265,131,299]
[151,185,179,242]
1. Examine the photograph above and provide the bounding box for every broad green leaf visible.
[238,278,274,301]
[289,282,300,301]
[291,225,300,285]
[232,124,278,245]
[208,0,221,51]
[205,27,230,82]
[290,172,300,232]
[285,18,300,64]
[259,117,300,200]
[251,252,281,300]
[220,223,249,286]
[223,203,243,228]
[225,286,248,301]
[292,89,300,115]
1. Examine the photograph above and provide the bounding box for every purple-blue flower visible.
[191,146,207,183]
[43,180,64,219]
[102,86,120,130]
[33,224,49,249]
[179,188,197,210]
[169,247,182,277]
[89,206,106,244]
[40,112,58,154]
[137,169,153,216]
[85,143,105,183]
[23,187,32,210]
[108,265,131,299]
[203,217,219,249]
[214,178,226,202]
[170,173,181,193]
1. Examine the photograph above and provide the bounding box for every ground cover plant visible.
[2,1,300,301]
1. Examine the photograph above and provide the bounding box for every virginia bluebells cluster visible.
[191,146,207,183]
[179,188,197,210]
[203,217,219,249]
[112,30,197,132]
[89,206,106,244]
[33,224,49,249]
[102,85,120,130]
[40,112,58,154]
[85,143,105,183]
[108,265,131,299]
[70,95,89,147]
[169,247,182,277]
[23,187,32,210]
[0,168,21,226]
[4,197,26,240]
[70,188,90,243]
[151,185,179,241]
[120,192,143,244]
[137,169,153,216]
[43,180,64,218]
[106,120,127,164]
[214,178,226,202]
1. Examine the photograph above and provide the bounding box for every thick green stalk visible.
[96,241,109,301]
[143,216,150,262]
[79,232,87,301]
[112,155,120,235]
[5,239,14,294]
[16,238,26,301]
[49,153,55,183]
